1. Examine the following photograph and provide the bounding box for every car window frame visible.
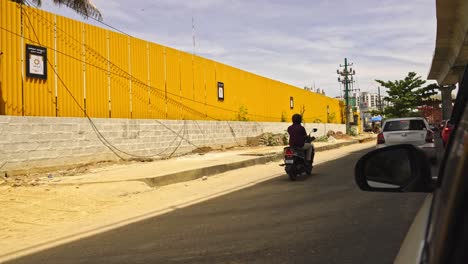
[421,65,468,264]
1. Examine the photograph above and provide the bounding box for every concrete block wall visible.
[0,116,345,173]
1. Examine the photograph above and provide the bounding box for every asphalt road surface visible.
[7,146,426,264]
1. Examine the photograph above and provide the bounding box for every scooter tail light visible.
[377,133,385,144]
[285,149,294,157]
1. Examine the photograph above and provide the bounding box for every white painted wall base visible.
[0,116,345,173]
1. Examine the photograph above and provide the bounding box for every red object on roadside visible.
[377,133,385,144]
[441,121,453,146]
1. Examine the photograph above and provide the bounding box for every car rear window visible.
[383,120,426,132]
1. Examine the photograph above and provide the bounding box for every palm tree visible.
[11,0,102,21]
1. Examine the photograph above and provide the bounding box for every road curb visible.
[141,154,281,187]
[45,138,375,188]
[140,138,374,187]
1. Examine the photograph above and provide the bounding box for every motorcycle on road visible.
[281,129,317,181]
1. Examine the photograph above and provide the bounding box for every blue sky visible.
[38,0,437,97]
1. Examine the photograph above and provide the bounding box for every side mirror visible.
[355,144,434,192]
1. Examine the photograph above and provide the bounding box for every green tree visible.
[11,0,102,21]
[376,72,438,118]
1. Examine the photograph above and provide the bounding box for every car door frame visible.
[421,65,468,264]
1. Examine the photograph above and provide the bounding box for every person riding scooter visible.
[287,114,314,170]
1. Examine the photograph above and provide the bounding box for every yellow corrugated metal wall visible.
[0,1,344,123]
[0,1,21,115]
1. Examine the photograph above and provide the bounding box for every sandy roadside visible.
[0,142,375,262]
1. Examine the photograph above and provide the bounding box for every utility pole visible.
[377,86,383,112]
[337,58,356,134]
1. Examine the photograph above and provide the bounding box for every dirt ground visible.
[0,141,375,262]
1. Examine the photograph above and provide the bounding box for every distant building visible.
[359,92,384,110]
[304,86,326,95]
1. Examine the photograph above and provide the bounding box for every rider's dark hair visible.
[292,114,302,124]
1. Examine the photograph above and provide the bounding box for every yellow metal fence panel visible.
[203,60,219,120]
[266,79,286,122]
[148,42,165,119]
[192,56,208,120]
[180,52,205,120]
[213,62,237,121]
[0,0,22,116]
[108,31,130,118]
[22,7,56,117]
[247,74,268,121]
[84,24,108,118]
[226,65,241,119]
[55,15,84,117]
[164,47,181,120]
[129,37,149,119]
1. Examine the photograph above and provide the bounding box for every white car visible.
[376,117,436,161]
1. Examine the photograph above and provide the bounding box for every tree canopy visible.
[11,0,102,21]
[376,72,438,118]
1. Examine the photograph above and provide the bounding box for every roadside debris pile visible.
[247,133,288,146]
[328,131,352,140]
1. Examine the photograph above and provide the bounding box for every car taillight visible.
[426,130,434,143]
[285,149,294,157]
[377,133,385,144]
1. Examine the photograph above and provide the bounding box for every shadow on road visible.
[6,146,424,264]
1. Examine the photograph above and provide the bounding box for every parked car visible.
[376,117,436,161]
[440,119,454,146]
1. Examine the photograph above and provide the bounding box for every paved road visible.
[7,146,426,264]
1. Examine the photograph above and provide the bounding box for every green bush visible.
[314,135,329,142]
[236,105,250,121]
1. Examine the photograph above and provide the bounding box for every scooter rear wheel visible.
[288,173,297,181]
